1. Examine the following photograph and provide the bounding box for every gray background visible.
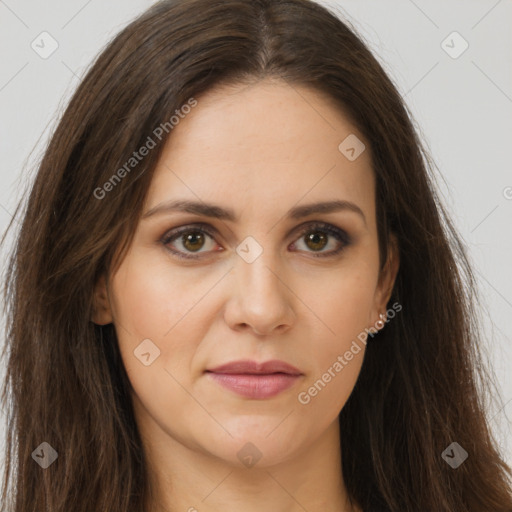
[1,0,511,473]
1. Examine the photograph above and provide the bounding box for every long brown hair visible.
[2,0,511,510]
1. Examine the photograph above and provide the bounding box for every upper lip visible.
[206,359,302,375]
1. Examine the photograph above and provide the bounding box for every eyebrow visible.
[142,199,366,225]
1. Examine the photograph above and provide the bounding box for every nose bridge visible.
[236,237,283,302]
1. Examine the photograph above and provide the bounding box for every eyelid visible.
[160,220,351,259]
[161,222,219,244]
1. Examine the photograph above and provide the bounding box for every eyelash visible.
[160,221,351,260]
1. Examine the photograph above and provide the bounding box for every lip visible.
[207,359,302,375]
[205,359,303,399]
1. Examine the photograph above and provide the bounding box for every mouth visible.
[205,359,303,399]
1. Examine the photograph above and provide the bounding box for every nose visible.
[223,252,296,336]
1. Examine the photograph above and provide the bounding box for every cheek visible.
[305,266,378,340]
[293,268,376,407]
[109,250,207,340]
[109,253,215,387]
[109,269,163,347]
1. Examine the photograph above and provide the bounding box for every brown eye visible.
[162,225,219,259]
[304,231,328,252]
[291,222,351,258]
[181,231,207,252]
[161,221,351,260]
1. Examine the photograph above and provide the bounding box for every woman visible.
[1,0,511,510]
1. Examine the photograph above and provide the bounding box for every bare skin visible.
[93,77,398,512]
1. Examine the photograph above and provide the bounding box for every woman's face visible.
[93,78,398,469]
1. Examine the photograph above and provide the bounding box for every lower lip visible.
[206,372,301,399]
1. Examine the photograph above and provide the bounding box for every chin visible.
[203,426,301,469]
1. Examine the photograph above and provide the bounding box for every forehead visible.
[144,79,375,224]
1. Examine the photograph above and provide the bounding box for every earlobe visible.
[91,274,113,325]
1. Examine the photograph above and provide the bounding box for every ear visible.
[91,273,114,325]
[370,232,400,325]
